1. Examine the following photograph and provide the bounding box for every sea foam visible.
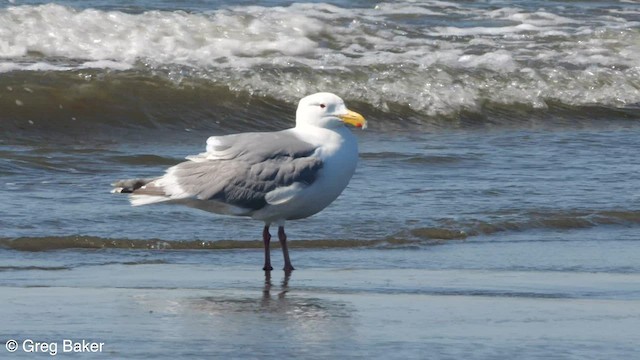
[1,2,639,116]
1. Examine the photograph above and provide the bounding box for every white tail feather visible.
[130,194,171,206]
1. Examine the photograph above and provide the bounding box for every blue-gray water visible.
[1,0,639,359]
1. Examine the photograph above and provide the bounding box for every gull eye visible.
[319,104,326,109]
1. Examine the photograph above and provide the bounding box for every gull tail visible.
[111,178,155,194]
[111,177,170,206]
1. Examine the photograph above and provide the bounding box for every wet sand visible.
[1,249,639,359]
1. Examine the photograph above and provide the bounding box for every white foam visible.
[431,23,542,37]
[80,60,133,71]
[1,3,639,115]
[373,3,443,16]
[0,62,73,72]
[458,50,518,72]
[0,60,132,73]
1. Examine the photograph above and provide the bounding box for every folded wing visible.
[121,130,323,214]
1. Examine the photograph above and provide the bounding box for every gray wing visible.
[137,130,323,211]
[200,131,317,163]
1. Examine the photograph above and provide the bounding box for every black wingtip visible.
[111,178,154,194]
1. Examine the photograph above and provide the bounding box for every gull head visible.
[295,92,367,130]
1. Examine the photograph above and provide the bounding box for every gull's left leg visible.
[278,226,295,271]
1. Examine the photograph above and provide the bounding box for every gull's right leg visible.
[262,225,273,271]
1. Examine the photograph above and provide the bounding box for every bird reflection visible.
[183,269,351,323]
[262,270,291,307]
[175,270,354,349]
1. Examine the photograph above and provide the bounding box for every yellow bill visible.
[339,110,367,129]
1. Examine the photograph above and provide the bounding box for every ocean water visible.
[1,0,640,359]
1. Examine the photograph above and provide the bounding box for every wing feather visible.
[130,130,323,211]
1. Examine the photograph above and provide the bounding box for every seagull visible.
[112,92,367,271]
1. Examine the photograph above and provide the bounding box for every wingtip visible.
[111,178,155,194]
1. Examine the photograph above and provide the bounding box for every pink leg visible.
[278,226,294,271]
[263,225,273,271]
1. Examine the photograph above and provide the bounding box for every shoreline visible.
[2,264,639,359]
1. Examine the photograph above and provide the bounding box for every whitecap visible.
[1,2,639,116]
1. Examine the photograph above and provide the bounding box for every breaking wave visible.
[1,2,639,132]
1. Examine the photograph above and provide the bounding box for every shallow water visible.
[1,248,639,359]
[1,0,640,358]
[2,127,639,243]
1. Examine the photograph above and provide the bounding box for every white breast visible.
[252,126,359,223]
